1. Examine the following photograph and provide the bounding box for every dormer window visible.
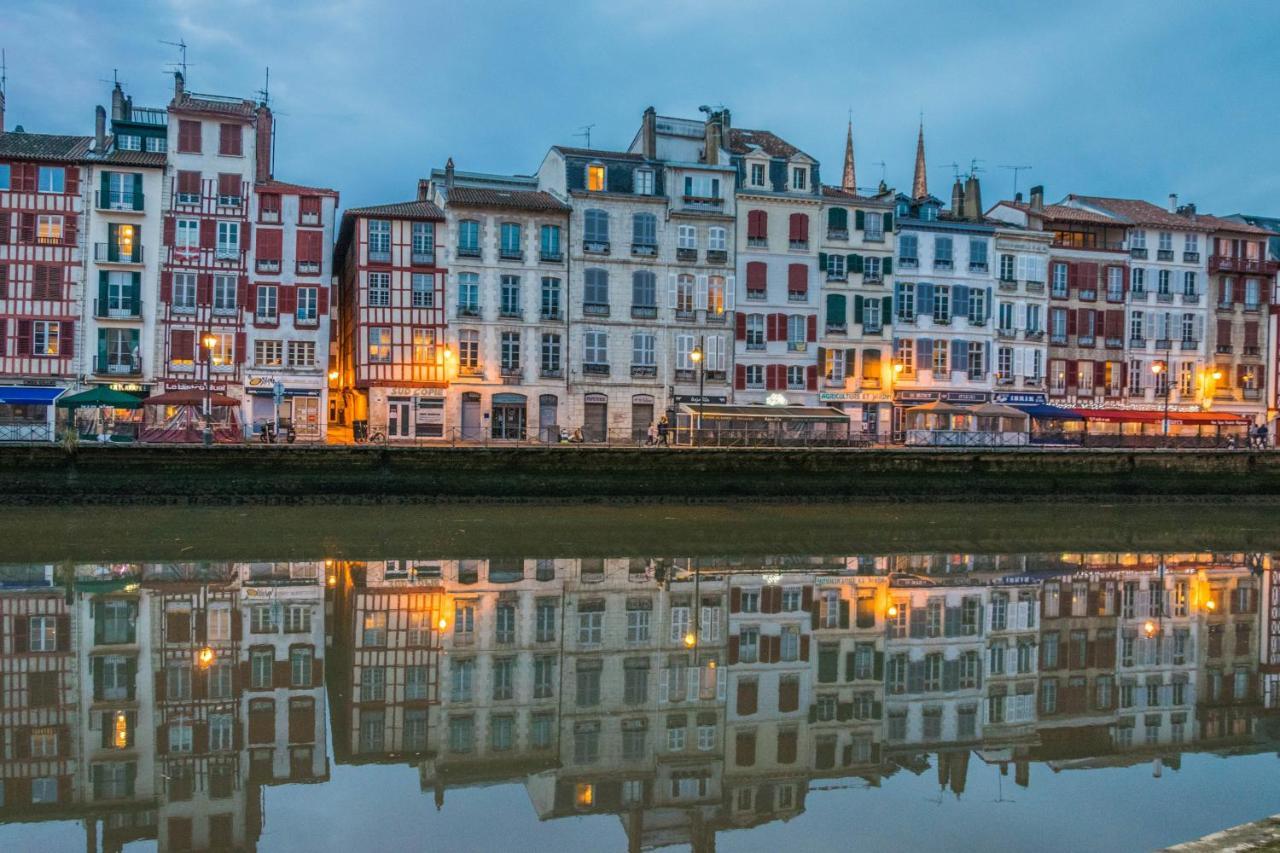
[634,169,654,196]
[791,167,807,191]
[587,164,605,192]
[750,163,766,187]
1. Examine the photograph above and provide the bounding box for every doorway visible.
[388,397,411,439]
[460,392,482,441]
[539,394,559,443]
[631,394,654,444]
[583,394,608,442]
[491,393,527,440]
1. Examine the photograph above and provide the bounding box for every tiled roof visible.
[96,146,167,167]
[257,179,340,198]
[1000,199,1121,226]
[169,93,259,119]
[0,131,93,162]
[820,186,892,205]
[344,200,444,220]
[445,186,569,212]
[726,128,805,159]
[1071,195,1214,231]
[553,146,645,161]
[1188,212,1277,236]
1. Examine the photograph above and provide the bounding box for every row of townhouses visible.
[0,73,337,442]
[4,72,1279,444]
[3,552,1277,850]
[335,108,1280,443]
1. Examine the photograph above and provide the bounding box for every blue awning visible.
[0,386,65,405]
[1014,403,1084,421]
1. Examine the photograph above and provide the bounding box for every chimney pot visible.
[1015,191,1023,203]
[642,106,657,161]
[1029,185,1044,212]
[174,71,185,100]
[111,83,125,122]
[94,105,106,153]
[1168,193,1178,213]
[445,158,455,190]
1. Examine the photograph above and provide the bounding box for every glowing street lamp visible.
[1151,361,1170,443]
[201,333,220,447]
[197,646,215,668]
[690,338,705,446]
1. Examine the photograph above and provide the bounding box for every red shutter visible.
[257,228,282,261]
[172,330,194,361]
[61,320,74,358]
[19,214,35,244]
[179,120,202,153]
[1067,309,1078,338]
[160,271,173,303]
[64,214,77,247]
[1120,265,1130,294]
[788,213,803,241]
[178,170,200,197]
[765,364,778,390]
[197,274,212,305]
[735,313,747,341]
[318,285,330,315]
[235,331,247,364]
[237,275,249,309]
[748,210,766,240]
[747,261,766,292]
[17,320,32,356]
[281,285,297,317]
[728,635,739,664]
[1217,318,1232,345]
[788,264,807,296]
[217,173,239,199]
[807,314,817,342]
[1065,262,1077,294]
[64,167,79,198]
[730,587,741,613]
[806,364,817,390]
[1244,321,1259,347]
[735,364,746,390]
[219,123,242,156]
[800,635,810,661]
[163,217,176,246]
[200,223,216,250]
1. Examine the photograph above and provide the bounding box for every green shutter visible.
[129,328,140,354]
[107,223,119,262]
[97,329,108,372]
[853,294,864,324]
[131,225,141,262]
[130,272,141,314]
[884,212,893,231]
[132,173,144,210]
[98,270,108,311]
[882,296,893,326]
[99,171,111,208]
[850,254,864,274]
[818,252,828,271]
[883,257,893,275]
[829,207,848,230]
[855,210,866,230]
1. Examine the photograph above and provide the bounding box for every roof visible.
[1184,212,1276,236]
[343,200,444,221]
[1070,195,1214,231]
[95,144,167,167]
[726,128,807,159]
[169,92,259,119]
[444,186,569,212]
[0,131,93,163]
[997,199,1122,226]
[820,186,892,206]
[553,146,645,161]
[257,179,340,198]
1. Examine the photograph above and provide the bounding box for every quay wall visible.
[3,445,1280,503]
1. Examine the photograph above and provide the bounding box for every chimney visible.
[964,175,983,222]
[705,120,721,167]
[1177,202,1197,218]
[1029,184,1044,211]
[94,105,106,153]
[174,71,185,100]
[950,178,965,216]
[445,157,455,190]
[254,106,273,182]
[1015,191,1023,203]
[641,106,656,161]
[111,83,125,122]
[1168,193,1178,213]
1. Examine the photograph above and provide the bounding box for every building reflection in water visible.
[1,552,1278,851]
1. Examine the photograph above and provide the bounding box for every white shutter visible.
[1016,255,1028,281]
[713,335,726,371]
[659,669,670,704]
[687,667,698,699]
[1013,347,1024,379]
[1194,314,1204,344]
[696,275,709,311]
[668,273,678,309]
[725,275,736,310]
[716,667,727,700]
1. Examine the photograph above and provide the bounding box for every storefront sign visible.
[819,391,891,403]
[994,392,1047,405]
[383,386,445,398]
[246,388,321,397]
[675,394,728,404]
[894,390,991,404]
[415,397,445,426]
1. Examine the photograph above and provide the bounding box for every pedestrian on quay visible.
[657,415,670,447]
[647,421,658,446]
[1257,423,1269,450]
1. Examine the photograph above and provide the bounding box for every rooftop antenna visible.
[256,66,270,105]
[969,158,985,178]
[873,160,887,183]
[2,49,8,98]
[575,123,595,149]
[999,164,1033,197]
[160,38,188,79]
[939,162,961,182]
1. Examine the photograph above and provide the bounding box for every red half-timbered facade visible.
[157,74,266,400]
[334,201,448,438]
[0,129,90,436]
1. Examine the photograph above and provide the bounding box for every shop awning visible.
[970,403,1030,420]
[906,401,973,415]
[1072,409,1252,426]
[1013,403,1085,421]
[680,404,850,422]
[145,390,240,407]
[0,386,64,405]
[57,386,143,410]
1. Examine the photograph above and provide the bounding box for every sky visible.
[4,0,1280,217]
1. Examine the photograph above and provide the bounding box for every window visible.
[709,226,726,251]
[935,236,953,268]
[745,365,764,387]
[450,659,474,701]
[541,276,562,318]
[411,221,434,259]
[541,333,561,374]
[367,327,392,364]
[969,238,988,270]
[31,321,61,357]
[999,254,1015,280]
[256,285,278,322]
[967,289,986,324]
[457,272,478,313]
[587,164,605,192]
[500,275,521,317]
[500,222,522,258]
[458,329,479,370]
[899,233,918,263]
[790,166,807,190]
[584,268,609,307]
[576,661,602,706]
[213,221,240,258]
[255,340,282,367]
[634,213,657,247]
[540,224,562,258]
[584,330,608,366]
[534,656,556,698]
[457,220,479,255]
[411,274,434,307]
[632,270,657,309]
[864,212,885,241]
[677,224,697,250]
[933,285,951,323]
[36,214,63,243]
[1052,263,1068,297]
[38,166,66,194]
[0,163,8,189]
[751,163,766,186]
[584,209,609,244]
[635,169,654,195]
[500,331,521,371]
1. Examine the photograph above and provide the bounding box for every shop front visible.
[382,387,446,441]
[892,390,991,443]
[244,376,326,441]
[674,403,853,446]
[996,392,1084,445]
[57,386,144,442]
[1066,408,1252,448]
[818,390,892,442]
[0,385,67,442]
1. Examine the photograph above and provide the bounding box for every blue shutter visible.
[918,338,933,363]
[951,339,967,370]
[984,341,991,376]
[684,176,693,196]
[954,285,969,318]
[918,283,934,316]
[986,286,994,320]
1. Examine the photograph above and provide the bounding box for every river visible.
[0,504,1277,852]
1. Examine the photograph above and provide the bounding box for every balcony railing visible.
[584,302,610,317]
[94,357,141,375]
[540,250,563,263]
[827,229,849,241]
[1026,281,1045,294]
[541,309,563,321]
[499,249,523,261]
[969,262,989,272]
[1024,330,1044,341]
[1183,251,1200,263]
[826,324,847,335]
[631,365,657,378]
[934,259,953,270]
[1210,254,1279,274]
[259,210,281,224]
[297,261,321,275]
[998,279,1017,291]
[583,363,610,376]
[455,246,480,259]
[1155,338,1172,350]
[1157,249,1174,261]
[1182,292,1200,304]
[1181,339,1199,351]
[94,299,141,319]
[826,270,847,282]
[787,341,808,353]
[540,367,563,379]
[1216,344,1233,354]
[789,239,809,250]
[707,249,728,264]
[676,247,697,262]
[411,251,436,266]
[1130,247,1148,259]
[747,237,768,248]
[1244,345,1261,356]
[897,256,918,268]
[584,240,611,255]
[93,243,144,263]
[256,259,281,274]
[1156,292,1174,303]
[1105,336,1124,348]
[95,191,144,212]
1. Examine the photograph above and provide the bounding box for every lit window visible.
[587,164,605,192]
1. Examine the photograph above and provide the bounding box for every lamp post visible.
[690,337,705,447]
[201,333,218,446]
[1151,360,1169,445]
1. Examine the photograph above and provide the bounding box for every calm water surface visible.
[1,505,1278,852]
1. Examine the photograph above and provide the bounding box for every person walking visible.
[647,421,658,446]
[657,415,670,447]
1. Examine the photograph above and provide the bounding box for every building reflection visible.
[1,551,1278,851]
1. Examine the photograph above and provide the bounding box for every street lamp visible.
[1151,361,1170,445]
[690,338,705,446]
[201,333,219,446]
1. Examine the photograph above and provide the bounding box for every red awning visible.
[1072,408,1251,426]
[145,390,240,407]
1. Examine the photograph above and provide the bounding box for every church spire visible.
[912,118,928,200]
[841,118,856,192]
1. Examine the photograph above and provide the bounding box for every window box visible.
[1130,247,1148,259]
[827,229,849,241]
[1183,251,1200,263]
[256,259,281,274]
[789,239,809,250]
[934,260,953,270]
[863,271,883,284]
[676,247,697,262]
[897,313,916,325]
[1157,250,1174,261]
[707,249,728,264]
[296,261,321,275]
[969,318,987,328]
[968,261,988,272]
[411,251,435,266]
[540,251,563,263]
[584,241,611,255]
[584,303,610,317]
[94,357,141,375]
[583,363,610,376]
[747,237,768,248]
[499,249,523,261]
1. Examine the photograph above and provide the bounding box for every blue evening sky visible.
[4,0,1279,217]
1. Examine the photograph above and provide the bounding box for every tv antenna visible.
[97,68,124,89]
[575,124,595,149]
[1,49,7,98]
[968,158,985,177]
[999,164,1033,197]
[256,66,270,105]
[160,38,189,79]
[938,162,961,182]
[873,160,887,183]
